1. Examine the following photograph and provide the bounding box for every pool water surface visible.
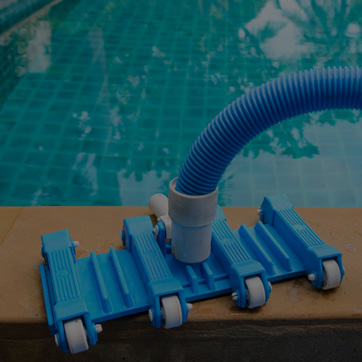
[1,0,362,207]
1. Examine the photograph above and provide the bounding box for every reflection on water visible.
[25,20,52,73]
[0,0,362,206]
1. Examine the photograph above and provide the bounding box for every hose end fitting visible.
[168,177,218,263]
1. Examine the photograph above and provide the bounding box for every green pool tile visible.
[49,101,73,112]
[18,166,46,182]
[278,175,303,192]
[63,126,83,139]
[92,188,121,206]
[253,175,277,192]
[67,185,96,203]
[57,91,78,101]
[130,157,153,171]
[323,159,348,174]
[156,143,178,158]
[280,192,306,207]
[105,142,130,156]
[39,124,63,136]
[327,173,352,189]
[20,110,45,123]
[25,151,52,166]
[13,122,37,135]
[8,134,31,150]
[299,159,325,175]
[140,106,161,118]
[98,171,119,189]
[319,144,344,158]
[28,100,49,110]
[0,164,18,179]
[251,159,276,175]
[52,153,76,168]
[157,157,179,171]
[0,120,15,132]
[304,190,330,207]
[34,184,68,205]
[355,189,362,205]
[184,107,205,118]
[274,159,299,176]
[60,82,82,92]
[0,181,11,198]
[47,167,73,184]
[120,189,148,206]
[219,190,253,207]
[58,138,81,154]
[32,136,58,152]
[303,174,328,191]
[81,140,106,154]
[11,182,39,200]
[344,143,362,156]
[0,149,25,164]
[0,108,22,120]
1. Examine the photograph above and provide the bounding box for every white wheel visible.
[322,260,341,290]
[245,276,266,308]
[64,319,89,354]
[161,295,183,329]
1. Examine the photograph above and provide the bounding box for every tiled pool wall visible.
[0,0,55,34]
[1,0,362,207]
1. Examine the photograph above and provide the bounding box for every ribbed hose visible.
[176,66,362,195]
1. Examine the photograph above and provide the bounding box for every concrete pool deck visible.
[0,206,362,360]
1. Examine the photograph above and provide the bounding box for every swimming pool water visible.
[1,0,362,207]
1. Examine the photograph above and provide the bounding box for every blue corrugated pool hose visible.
[176,66,362,195]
